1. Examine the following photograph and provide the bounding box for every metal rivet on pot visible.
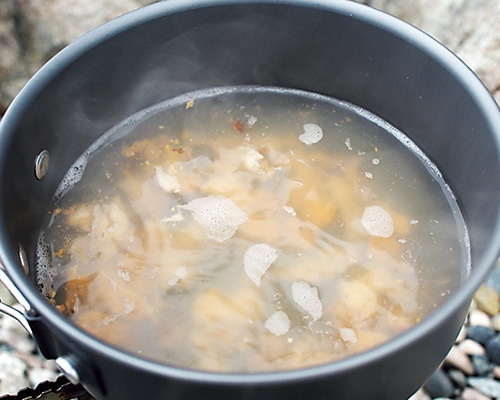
[34,150,50,180]
[55,356,81,385]
[18,245,29,275]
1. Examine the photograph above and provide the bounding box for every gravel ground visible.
[0,287,59,396]
[410,262,500,400]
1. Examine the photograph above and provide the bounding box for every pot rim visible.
[1,0,500,385]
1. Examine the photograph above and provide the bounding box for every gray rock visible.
[486,266,500,294]
[486,335,500,364]
[447,368,467,389]
[0,0,158,115]
[471,354,493,376]
[423,369,455,398]
[2,0,500,117]
[366,0,500,105]
[467,377,500,398]
[467,325,496,346]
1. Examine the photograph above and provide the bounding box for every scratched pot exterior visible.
[0,1,499,399]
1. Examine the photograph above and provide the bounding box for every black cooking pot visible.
[0,0,499,399]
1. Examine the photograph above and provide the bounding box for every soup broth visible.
[37,86,470,372]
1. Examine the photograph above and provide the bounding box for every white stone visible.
[461,387,491,400]
[468,309,494,328]
[458,338,486,356]
[407,388,431,400]
[444,345,474,375]
[28,367,59,387]
[0,352,29,395]
[455,324,467,343]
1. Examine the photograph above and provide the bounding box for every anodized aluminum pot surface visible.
[0,1,499,399]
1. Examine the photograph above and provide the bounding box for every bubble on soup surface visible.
[244,243,278,286]
[35,233,57,297]
[265,310,290,336]
[361,205,394,238]
[179,195,248,242]
[298,123,323,145]
[291,281,323,322]
[54,155,88,198]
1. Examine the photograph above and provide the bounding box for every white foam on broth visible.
[179,196,248,242]
[298,123,323,145]
[243,243,278,286]
[291,281,323,322]
[265,310,291,336]
[361,205,395,238]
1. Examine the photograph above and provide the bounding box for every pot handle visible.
[0,299,33,335]
[0,266,62,359]
[0,267,34,336]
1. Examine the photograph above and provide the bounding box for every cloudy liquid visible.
[37,86,470,372]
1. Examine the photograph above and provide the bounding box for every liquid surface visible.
[37,86,470,372]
